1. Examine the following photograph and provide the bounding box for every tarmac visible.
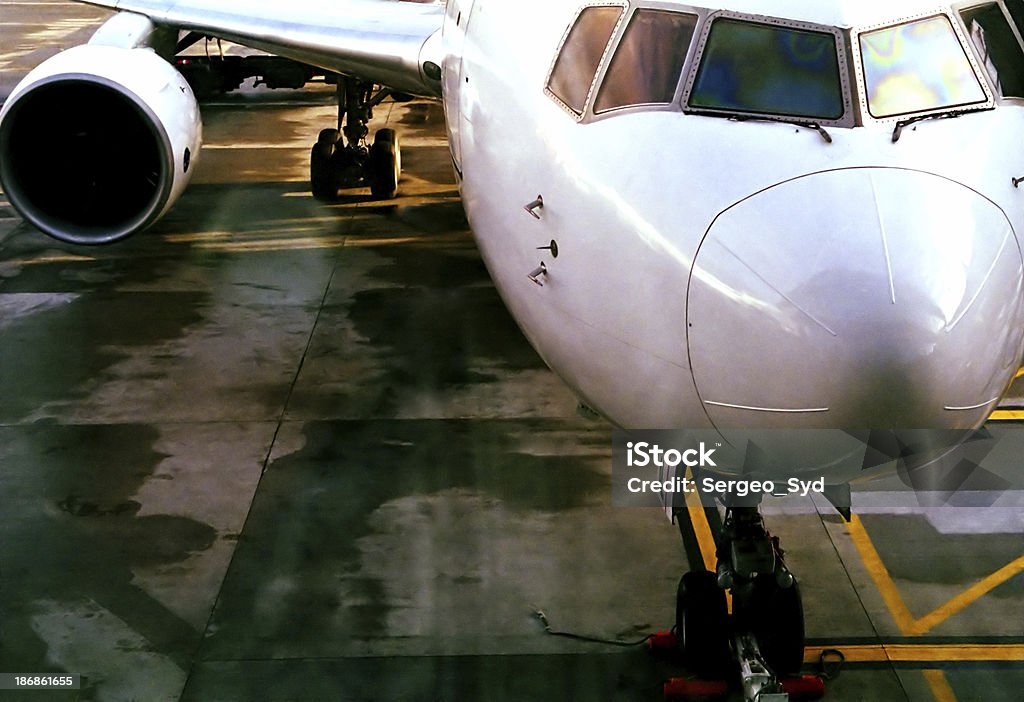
[0,2,1022,700]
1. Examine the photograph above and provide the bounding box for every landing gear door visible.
[442,0,476,173]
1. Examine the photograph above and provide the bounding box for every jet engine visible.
[0,31,202,245]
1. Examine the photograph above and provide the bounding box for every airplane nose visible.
[687,168,1024,429]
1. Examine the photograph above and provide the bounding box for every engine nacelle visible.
[0,42,202,244]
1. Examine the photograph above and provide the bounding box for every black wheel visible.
[317,128,340,145]
[676,571,731,678]
[377,127,401,179]
[734,575,805,677]
[367,128,401,199]
[310,140,339,201]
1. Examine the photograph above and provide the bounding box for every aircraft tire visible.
[317,127,340,145]
[375,128,401,178]
[676,571,731,678]
[368,128,400,199]
[310,141,339,201]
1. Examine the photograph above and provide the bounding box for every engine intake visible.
[0,43,202,245]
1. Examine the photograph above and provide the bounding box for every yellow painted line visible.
[196,236,347,252]
[159,225,433,251]
[2,255,95,265]
[989,409,1024,421]
[848,516,1024,637]
[1,21,100,26]
[913,555,1024,634]
[162,223,348,244]
[1015,367,1024,380]
[682,473,717,573]
[805,643,1024,664]
[924,670,959,702]
[346,236,423,247]
[805,644,887,664]
[847,514,918,633]
[202,143,310,150]
[162,231,235,244]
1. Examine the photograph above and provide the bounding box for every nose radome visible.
[686,168,1024,429]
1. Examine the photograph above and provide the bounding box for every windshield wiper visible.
[891,106,994,143]
[725,115,833,143]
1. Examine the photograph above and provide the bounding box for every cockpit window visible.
[687,18,844,120]
[859,15,987,118]
[547,6,624,115]
[594,10,698,113]
[960,4,1024,99]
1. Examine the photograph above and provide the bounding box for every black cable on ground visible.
[818,648,845,680]
[533,609,655,647]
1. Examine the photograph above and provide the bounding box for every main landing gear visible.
[671,502,822,702]
[310,76,403,201]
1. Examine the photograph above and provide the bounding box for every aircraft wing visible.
[79,0,446,96]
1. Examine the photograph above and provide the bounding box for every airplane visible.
[2,0,1024,698]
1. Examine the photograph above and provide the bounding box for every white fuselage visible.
[2,0,1023,484]
[441,0,1024,472]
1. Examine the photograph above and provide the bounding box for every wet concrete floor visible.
[1,2,1023,700]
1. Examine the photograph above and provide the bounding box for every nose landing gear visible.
[309,76,402,201]
[722,507,805,681]
[671,504,817,701]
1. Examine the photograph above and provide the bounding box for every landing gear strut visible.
[674,501,810,701]
[310,76,402,201]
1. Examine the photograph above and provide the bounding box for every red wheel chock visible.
[780,675,826,699]
[648,631,680,651]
